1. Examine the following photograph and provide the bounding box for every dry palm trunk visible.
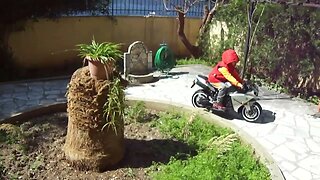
[64,66,124,171]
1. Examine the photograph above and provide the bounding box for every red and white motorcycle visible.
[191,75,262,122]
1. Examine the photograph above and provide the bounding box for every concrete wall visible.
[7,16,201,69]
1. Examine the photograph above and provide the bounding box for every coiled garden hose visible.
[154,44,175,73]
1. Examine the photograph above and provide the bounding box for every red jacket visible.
[208,49,243,84]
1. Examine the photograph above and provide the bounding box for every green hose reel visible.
[154,44,176,73]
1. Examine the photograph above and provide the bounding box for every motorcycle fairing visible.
[229,92,256,111]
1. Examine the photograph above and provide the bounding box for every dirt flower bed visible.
[0,103,271,180]
[0,112,194,180]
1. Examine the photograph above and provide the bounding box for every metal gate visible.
[109,0,215,18]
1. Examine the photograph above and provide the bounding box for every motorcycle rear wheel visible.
[191,89,209,108]
[240,102,262,122]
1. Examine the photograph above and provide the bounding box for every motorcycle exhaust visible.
[199,98,212,107]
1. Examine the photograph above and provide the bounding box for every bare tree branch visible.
[162,0,202,14]
[200,5,209,29]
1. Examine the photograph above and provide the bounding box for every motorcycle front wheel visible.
[191,89,209,108]
[240,102,262,122]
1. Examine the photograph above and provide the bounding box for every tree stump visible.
[64,67,124,171]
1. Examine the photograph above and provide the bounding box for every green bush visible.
[125,101,147,123]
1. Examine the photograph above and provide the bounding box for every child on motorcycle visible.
[208,49,244,111]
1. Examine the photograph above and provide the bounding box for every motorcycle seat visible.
[206,81,217,92]
[196,75,217,92]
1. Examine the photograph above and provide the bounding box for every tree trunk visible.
[174,1,224,58]
[177,11,202,58]
[64,67,124,171]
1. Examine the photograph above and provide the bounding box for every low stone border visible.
[0,97,284,180]
[0,103,67,124]
[127,97,285,180]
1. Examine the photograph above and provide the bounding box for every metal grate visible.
[109,0,214,18]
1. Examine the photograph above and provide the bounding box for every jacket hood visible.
[222,49,239,65]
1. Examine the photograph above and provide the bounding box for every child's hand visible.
[238,83,243,89]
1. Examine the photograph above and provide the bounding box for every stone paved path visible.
[1,64,320,180]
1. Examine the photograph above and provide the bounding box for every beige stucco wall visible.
[8,16,201,69]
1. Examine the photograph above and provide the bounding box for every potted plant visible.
[77,38,123,80]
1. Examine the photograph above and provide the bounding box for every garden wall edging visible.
[127,97,285,180]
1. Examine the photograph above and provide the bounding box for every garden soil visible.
[0,112,191,180]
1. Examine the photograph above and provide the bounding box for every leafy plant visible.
[0,124,24,144]
[308,95,319,105]
[30,154,44,171]
[150,111,271,179]
[153,111,231,149]
[76,37,123,65]
[102,78,125,133]
[125,101,147,123]
[0,156,4,177]
[176,58,213,66]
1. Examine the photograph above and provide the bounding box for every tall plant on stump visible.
[77,37,122,80]
[64,38,127,171]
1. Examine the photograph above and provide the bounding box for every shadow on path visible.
[210,109,276,124]
[157,71,189,80]
[259,110,276,124]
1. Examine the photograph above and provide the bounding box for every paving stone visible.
[46,95,60,99]
[286,140,309,154]
[274,124,295,136]
[0,93,12,98]
[291,168,312,180]
[26,100,40,106]
[310,127,320,138]
[28,85,44,92]
[313,175,320,180]
[309,120,320,128]
[281,171,298,180]
[12,92,28,99]
[0,98,14,105]
[277,111,296,126]
[305,139,320,153]
[273,144,297,162]
[299,155,320,175]
[14,87,29,93]
[256,137,276,150]
[56,98,67,102]
[45,90,62,96]
[1,102,17,112]
[280,161,297,172]
[28,92,44,100]
[14,96,29,101]
[255,123,277,136]
[28,81,44,86]
[0,85,16,94]
[294,127,311,138]
[14,99,27,107]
